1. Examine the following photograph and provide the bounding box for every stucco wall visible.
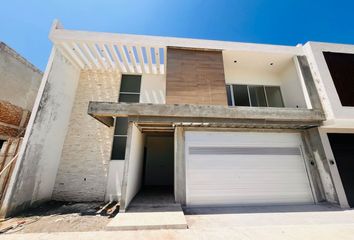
[225,68,281,86]
[0,49,80,217]
[121,124,145,211]
[140,74,166,104]
[0,42,42,111]
[52,70,121,202]
[280,61,308,108]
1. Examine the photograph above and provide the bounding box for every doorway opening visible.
[131,132,175,206]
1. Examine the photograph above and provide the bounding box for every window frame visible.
[226,84,284,108]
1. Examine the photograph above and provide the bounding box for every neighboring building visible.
[303,43,354,208]
[0,42,42,144]
[0,42,42,208]
[1,20,353,217]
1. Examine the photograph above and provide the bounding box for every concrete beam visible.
[88,102,325,129]
[174,127,186,205]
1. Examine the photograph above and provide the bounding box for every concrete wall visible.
[105,161,125,201]
[0,49,80,217]
[140,74,166,104]
[52,71,121,202]
[280,61,308,108]
[304,42,354,123]
[302,128,339,204]
[120,124,145,211]
[0,42,42,111]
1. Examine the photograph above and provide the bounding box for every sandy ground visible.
[0,201,118,234]
[2,203,354,239]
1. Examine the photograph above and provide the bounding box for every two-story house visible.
[1,20,353,217]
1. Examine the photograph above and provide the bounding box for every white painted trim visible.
[50,28,303,55]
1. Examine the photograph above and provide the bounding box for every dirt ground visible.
[0,201,119,234]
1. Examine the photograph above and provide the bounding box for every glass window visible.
[119,93,140,103]
[265,86,284,107]
[111,136,127,159]
[233,85,250,106]
[114,117,128,135]
[119,75,141,93]
[249,86,267,107]
[226,85,233,106]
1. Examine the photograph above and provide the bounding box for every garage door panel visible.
[188,155,306,170]
[186,131,314,206]
[189,194,313,206]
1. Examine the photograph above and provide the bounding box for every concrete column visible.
[301,128,339,205]
[174,126,186,205]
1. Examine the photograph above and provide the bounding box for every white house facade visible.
[1,20,353,217]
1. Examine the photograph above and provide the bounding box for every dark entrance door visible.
[328,133,354,207]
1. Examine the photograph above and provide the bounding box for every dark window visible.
[323,52,354,106]
[233,85,250,106]
[120,75,141,93]
[114,118,128,135]
[249,86,267,107]
[226,85,233,106]
[0,140,5,150]
[265,86,284,107]
[118,93,140,103]
[111,75,141,160]
[111,136,128,159]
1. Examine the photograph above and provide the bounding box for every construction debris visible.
[0,201,119,234]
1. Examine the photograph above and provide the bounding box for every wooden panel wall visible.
[166,47,227,105]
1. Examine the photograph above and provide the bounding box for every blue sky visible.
[0,0,353,71]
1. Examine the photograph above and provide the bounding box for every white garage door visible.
[185,131,314,206]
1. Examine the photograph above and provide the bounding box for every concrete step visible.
[106,204,188,230]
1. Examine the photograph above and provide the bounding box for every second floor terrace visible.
[48,20,324,129]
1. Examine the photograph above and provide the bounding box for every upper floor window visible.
[226,84,284,107]
[118,75,141,103]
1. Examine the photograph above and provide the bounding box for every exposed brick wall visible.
[0,100,30,138]
[52,70,121,202]
[166,47,227,105]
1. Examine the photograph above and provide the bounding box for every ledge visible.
[88,102,325,129]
